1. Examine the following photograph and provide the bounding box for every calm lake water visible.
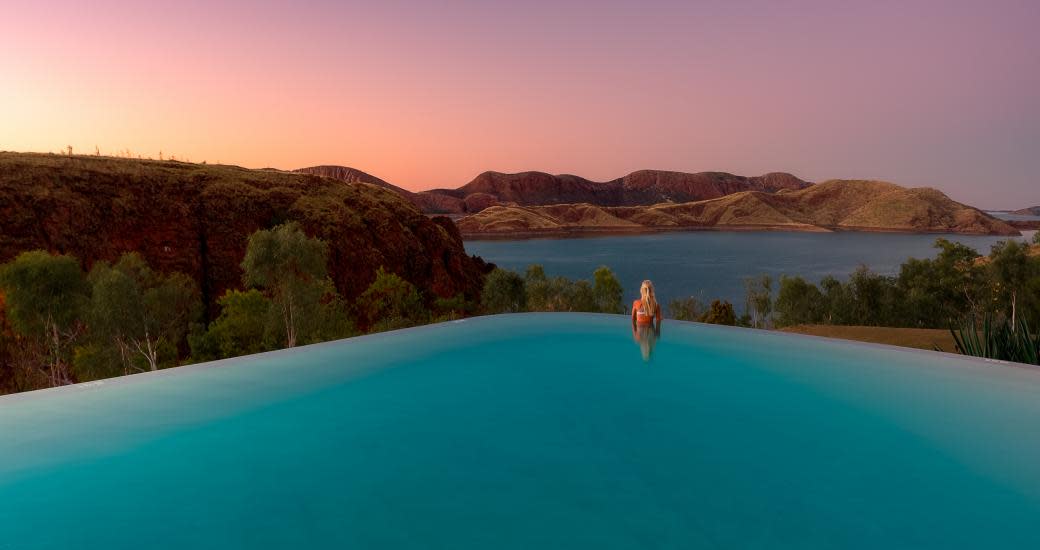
[465,231,1034,309]
[988,211,1040,222]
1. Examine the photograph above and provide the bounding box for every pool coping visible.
[1,312,1036,404]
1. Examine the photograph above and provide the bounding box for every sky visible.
[1,0,1037,208]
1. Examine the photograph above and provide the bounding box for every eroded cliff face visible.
[0,153,489,317]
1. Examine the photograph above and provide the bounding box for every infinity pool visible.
[2,314,1039,548]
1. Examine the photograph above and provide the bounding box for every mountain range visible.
[454,180,1017,237]
[297,166,811,214]
[301,165,1017,237]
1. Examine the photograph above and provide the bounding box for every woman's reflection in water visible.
[633,322,661,362]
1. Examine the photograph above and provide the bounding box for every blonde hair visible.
[640,280,658,319]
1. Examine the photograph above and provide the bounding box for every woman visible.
[631,280,662,328]
[632,280,662,361]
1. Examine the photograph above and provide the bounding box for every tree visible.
[989,240,1036,328]
[896,239,985,327]
[481,268,527,313]
[357,267,427,331]
[845,266,901,326]
[241,222,331,348]
[1034,232,1040,245]
[668,296,703,321]
[524,264,551,311]
[593,266,624,313]
[774,276,824,327]
[819,275,850,325]
[743,275,774,328]
[0,251,89,386]
[935,238,981,320]
[189,289,275,361]
[562,279,597,312]
[700,300,736,326]
[523,264,618,313]
[87,253,201,373]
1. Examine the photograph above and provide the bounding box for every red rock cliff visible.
[0,153,490,317]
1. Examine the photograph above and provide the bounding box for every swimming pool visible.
[2,314,1039,548]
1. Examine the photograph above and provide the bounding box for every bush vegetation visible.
[480,264,627,315]
[763,238,1039,331]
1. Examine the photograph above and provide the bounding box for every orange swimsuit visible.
[632,299,662,326]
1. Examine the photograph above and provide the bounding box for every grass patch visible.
[778,324,956,351]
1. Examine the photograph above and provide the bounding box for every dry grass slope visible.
[457,179,1018,237]
[779,325,957,352]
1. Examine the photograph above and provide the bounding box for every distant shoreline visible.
[461,224,1020,241]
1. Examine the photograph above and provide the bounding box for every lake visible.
[465,231,1034,309]
[988,211,1040,222]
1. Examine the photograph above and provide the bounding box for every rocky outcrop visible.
[295,165,422,205]
[0,153,490,317]
[457,180,1019,237]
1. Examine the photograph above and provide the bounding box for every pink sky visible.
[1,0,1037,207]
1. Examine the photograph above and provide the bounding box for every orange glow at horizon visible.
[1,1,1038,207]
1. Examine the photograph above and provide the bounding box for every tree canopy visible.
[86,253,201,373]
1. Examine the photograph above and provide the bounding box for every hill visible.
[295,165,423,205]
[415,169,812,214]
[300,166,811,214]
[1011,206,1040,216]
[456,180,1019,237]
[0,153,489,315]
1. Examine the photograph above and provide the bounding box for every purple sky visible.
[1,0,1038,207]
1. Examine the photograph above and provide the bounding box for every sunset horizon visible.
[3,0,1038,208]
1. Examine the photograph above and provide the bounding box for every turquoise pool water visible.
[2,314,1040,548]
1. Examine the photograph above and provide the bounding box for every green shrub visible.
[357,267,428,331]
[593,266,624,313]
[189,289,276,361]
[700,300,736,326]
[481,268,526,313]
[667,297,702,321]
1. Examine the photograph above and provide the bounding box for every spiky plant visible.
[946,314,1040,365]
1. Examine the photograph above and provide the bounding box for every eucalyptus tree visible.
[743,275,774,328]
[989,240,1037,329]
[88,253,201,373]
[0,251,89,386]
[241,222,351,347]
